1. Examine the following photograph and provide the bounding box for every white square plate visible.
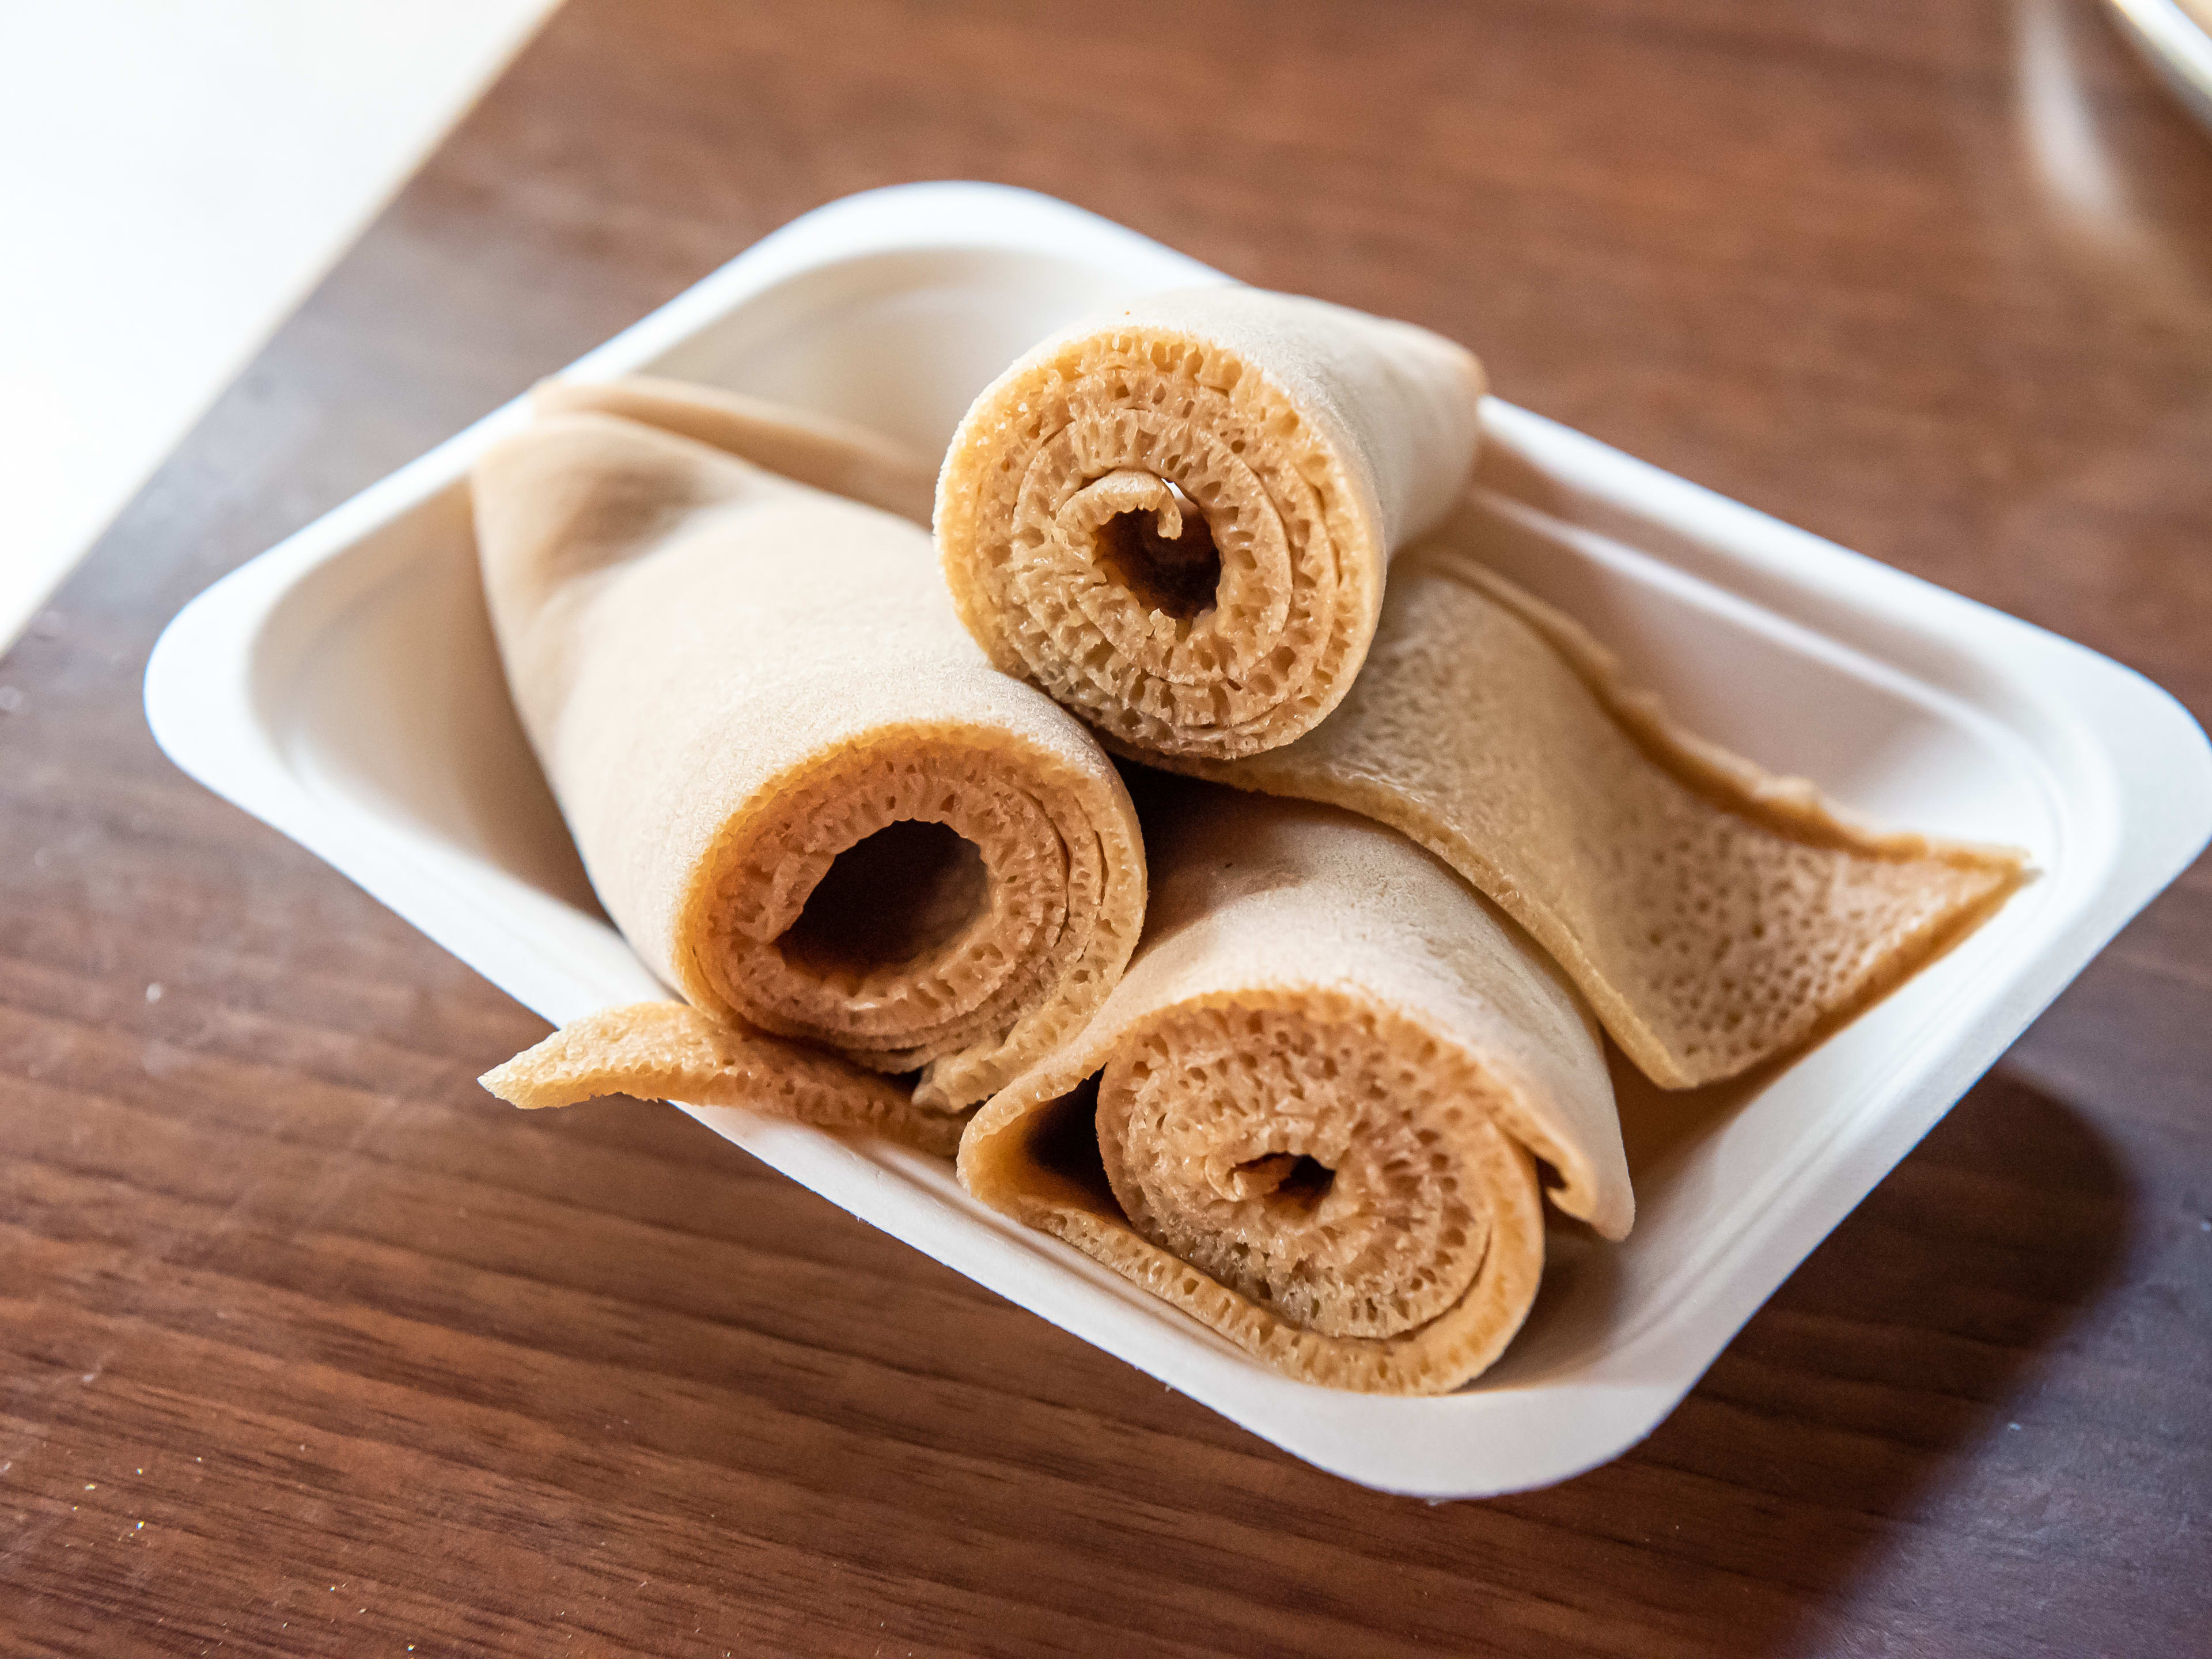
[145,183,2212,1497]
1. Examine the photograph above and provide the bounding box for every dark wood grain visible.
[5,2,2210,1653]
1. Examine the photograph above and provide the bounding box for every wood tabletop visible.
[6,2,2210,1653]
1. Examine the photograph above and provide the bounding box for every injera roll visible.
[470,388,1147,1142]
[1152,509,2029,1089]
[935,287,1486,761]
[961,781,1629,1395]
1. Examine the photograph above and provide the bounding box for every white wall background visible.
[0,0,561,649]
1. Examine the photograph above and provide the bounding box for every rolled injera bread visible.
[470,385,1147,1144]
[1152,510,2029,1089]
[935,287,1486,761]
[961,779,1629,1395]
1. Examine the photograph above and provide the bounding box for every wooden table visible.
[6,2,2209,1652]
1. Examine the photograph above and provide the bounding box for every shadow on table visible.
[1489,1059,2133,1653]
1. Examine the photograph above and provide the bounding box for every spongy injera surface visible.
[961,784,1625,1394]
[480,1002,963,1156]
[1156,512,2027,1088]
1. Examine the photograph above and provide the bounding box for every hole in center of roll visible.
[1094,482,1221,621]
[1022,1073,1123,1219]
[1234,1153,1336,1211]
[777,820,988,979]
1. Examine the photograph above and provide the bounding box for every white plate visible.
[145,183,2212,1498]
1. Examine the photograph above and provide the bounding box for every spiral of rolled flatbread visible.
[936,288,1486,760]
[961,782,1630,1395]
[471,382,1147,1142]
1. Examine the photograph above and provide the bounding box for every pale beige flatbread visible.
[533,376,937,525]
[962,779,1628,1395]
[483,1001,963,1157]
[471,389,1147,1147]
[936,287,1486,760]
[1153,512,2028,1087]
